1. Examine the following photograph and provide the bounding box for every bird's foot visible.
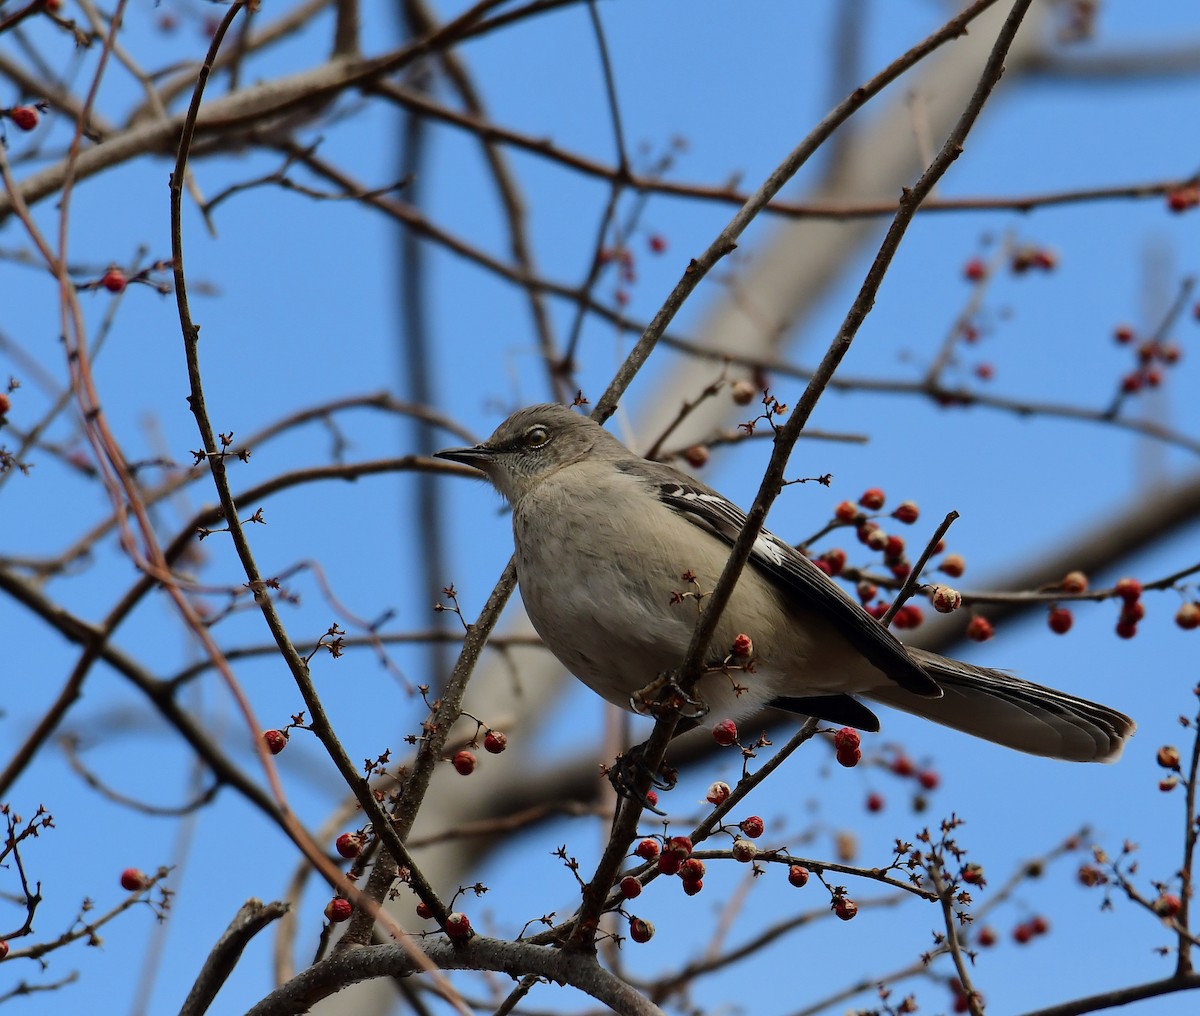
[629,671,709,720]
[606,744,677,812]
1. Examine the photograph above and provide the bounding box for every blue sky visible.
[3,2,1200,1013]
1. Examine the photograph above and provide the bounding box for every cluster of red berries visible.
[833,727,861,767]
[630,835,706,896]
[1113,324,1182,394]
[1012,914,1050,944]
[1113,577,1143,639]
[450,729,508,775]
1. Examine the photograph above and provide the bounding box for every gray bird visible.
[437,403,1134,762]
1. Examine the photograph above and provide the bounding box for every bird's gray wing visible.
[615,461,941,698]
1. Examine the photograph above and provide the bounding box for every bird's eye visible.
[525,425,550,448]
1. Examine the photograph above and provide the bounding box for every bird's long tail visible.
[863,648,1135,762]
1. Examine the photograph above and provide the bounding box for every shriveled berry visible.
[731,838,757,862]
[335,832,363,859]
[788,864,809,888]
[629,916,655,943]
[416,901,433,919]
[939,553,966,578]
[1175,603,1200,630]
[891,500,919,524]
[739,815,764,839]
[325,897,352,923]
[833,727,860,752]
[962,863,985,885]
[445,911,472,938]
[730,379,757,406]
[263,729,287,754]
[834,897,858,921]
[731,632,753,657]
[1153,893,1182,918]
[836,746,862,768]
[680,877,703,896]
[930,585,962,614]
[483,730,508,754]
[1157,745,1182,770]
[706,781,731,805]
[452,749,477,775]
[667,836,693,858]
[683,445,709,468]
[679,858,706,881]
[619,875,642,899]
[657,851,683,876]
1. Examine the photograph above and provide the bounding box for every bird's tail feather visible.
[863,648,1135,763]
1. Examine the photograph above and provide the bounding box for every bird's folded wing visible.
[619,463,941,699]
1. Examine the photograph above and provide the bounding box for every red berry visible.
[883,535,905,559]
[890,500,919,524]
[866,792,884,813]
[833,727,860,752]
[681,877,704,896]
[657,851,683,876]
[648,234,667,254]
[891,754,915,777]
[263,729,287,754]
[483,730,508,754]
[1176,603,1200,630]
[834,500,860,523]
[1113,578,1142,602]
[667,836,693,858]
[731,632,753,657]
[335,832,363,859]
[731,838,757,862]
[644,790,658,807]
[865,527,889,552]
[1120,600,1145,624]
[635,838,660,861]
[452,749,477,775]
[120,868,148,892]
[101,267,127,293]
[1029,915,1049,936]
[416,901,433,919]
[834,897,858,921]
[619,875,642,899]
[820,548,846,576]
[1113,324,1136,344]
[856,581,878,604]
[977,926,997,947]
[679,858,706,881]
[1121,371,1143,394]
[858,488,886,511]
[739,816,764,839]
[918,770,940,791]
[813,559,832,576]
[1013,922,1033,944]
[9,105,38,131]
[1154,893,1182,918]
[445,911,472,938]
[683,445,709,468]
[939,553,966,578]
[963,257,987,282]
[1115,619,1138,639]
[962,863,985,885]
[0,940,7,960]
[712,718,738,747]
[966,616,994,642]
[628,917,655,943]
[892,604,923,629]
[1047,606,1073,634]
[974,362,995,381]
[788,864,809,888]
[0,392,9,417]
[324,897,352,923]
[835,746,861,768]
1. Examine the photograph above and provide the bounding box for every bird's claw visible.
[606,745,677,812]
[629,671,709,720]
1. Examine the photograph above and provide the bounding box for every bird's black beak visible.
[434,444,493,469]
